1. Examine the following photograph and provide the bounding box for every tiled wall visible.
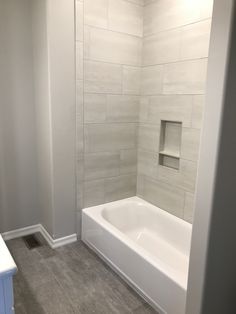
[137,0,213,222]
[76,0,143,226]
[76,0,213,227]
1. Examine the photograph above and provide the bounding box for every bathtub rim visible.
[82,196,192,290]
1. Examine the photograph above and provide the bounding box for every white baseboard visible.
[1,224,77,249]
[1,224,41,241]
[40,225,77,249]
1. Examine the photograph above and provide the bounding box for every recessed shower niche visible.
[159,120,182,170]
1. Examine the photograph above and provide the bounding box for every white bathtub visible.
[82,197,192,314]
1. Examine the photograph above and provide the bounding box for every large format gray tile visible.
[104,174,137,202]
[84,178,105,207]
[128,0,144,5]
[84,152,120,180]
[85,26,142,66]
[141,65,163,95]
[84,93,107,123]
[138,123,160,152]
[143,0,213,36]
[137,149,158,178]
[181,128,201,162]
[120,149,137,175]
[76,0,84,42]
[158,159,197,192]
[136,174,145,196]
[108,0,143,37]
[184,192,195,223]
[142,177,185,218]
[148,95,192,127]
[84,123,137,152]
[163,59,208,95]
[122,66,141,95]
[84,0,108,28]
[84,94,139,123]
[192,95,205,129]
[107,95,139,122]
[84,60,122,94]
[199,0,214,20]
[180,19,212,61]
[139,96,149,123]
[143,28,181,66]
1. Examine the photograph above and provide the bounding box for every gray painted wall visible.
[0,0,76,239]
[32,0,54,236]
[47,0,76,238]
[0,0,40,233]
[32,0,76,239]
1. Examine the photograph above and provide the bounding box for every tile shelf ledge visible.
[159,150,180,159]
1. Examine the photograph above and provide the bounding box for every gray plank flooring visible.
[6,236,158,314]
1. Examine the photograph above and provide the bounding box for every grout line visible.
[138,121,202,131]
[84,23,143,40]
[124,0,144,7]
[142,17,212,38]
[82,148,138,155]
[84,123,138,128]
[138,174,196,195]
[83,173,137,184]
[141,57,209,68]
[83,55,207,70]
[139,93,205,97]
[83,91,141,97]
[80,91,204,97]
[81,90,205,98]
[84,121,139,124]
[84,57,141,68]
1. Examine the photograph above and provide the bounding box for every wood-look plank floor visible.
[6,236,158,314]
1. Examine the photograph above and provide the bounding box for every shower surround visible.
[76,0,213,231]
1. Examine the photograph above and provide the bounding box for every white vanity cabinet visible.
[0,236,17,314]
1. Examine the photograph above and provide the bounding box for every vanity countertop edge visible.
[0,235,17,278]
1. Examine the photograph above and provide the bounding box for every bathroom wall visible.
[76,0,143,227]
[75,0,214,227]
[46,0,76,239]
[32,0,76,239]
[137,0,213,222]
[0,0,76,238]
[31,0,54,236]
[0,0,40,233]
